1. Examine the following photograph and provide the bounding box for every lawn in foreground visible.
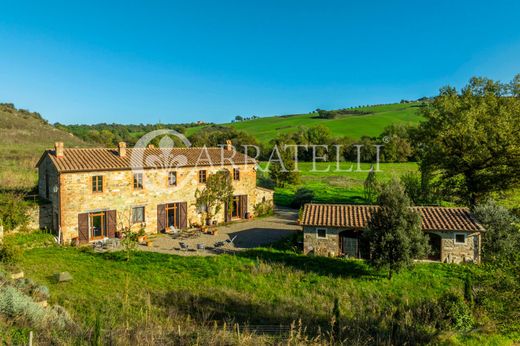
[18,244,468,339]
[9,230,517,345]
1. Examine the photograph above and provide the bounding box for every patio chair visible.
[225,235,237,246]
[179,242,189,251]
[213,241,225,248]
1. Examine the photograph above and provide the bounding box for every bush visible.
[0,285,74,331]
[0,193,30,231]
[0,286,46,326]
[291,188,314,208]
[401,172,421,205]
[254,201,274,217]
[0,242,23,266]
[439,292,474,332]
[473,200,520,262]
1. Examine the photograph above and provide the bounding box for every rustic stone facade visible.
[303,226,481,263]
[38,156,270,243]
[303,226,340,257]
[430,231,481,264]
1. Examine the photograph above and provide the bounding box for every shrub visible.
[439,292,474,332]
[0,192,30,231]
[0,286,47,326]
[401,172,421,205]
[0,286,74,331]
[0,242,23,266]
[291,188,314,208]
[254,201,274,217]
[473,200,520,262]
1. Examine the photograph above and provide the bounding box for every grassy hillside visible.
[2,232,515,344]
[186,103,424,143]
[0,103,89,190]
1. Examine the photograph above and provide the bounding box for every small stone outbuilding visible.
[301,203,484,264]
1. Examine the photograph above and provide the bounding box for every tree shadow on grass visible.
[235,248,380,280]
[152,289,438,344]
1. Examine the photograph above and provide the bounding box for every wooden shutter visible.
[157,204,166,233]
[179,202,187,229]
[78,213,89,244]
[224,200,231,222]
[240,195,248,218]
[106,210,117,238]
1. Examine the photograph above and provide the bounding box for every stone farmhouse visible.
[301,203,484,263]
[36,141,273,244]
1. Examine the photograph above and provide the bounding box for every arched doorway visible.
[427,233,442,261]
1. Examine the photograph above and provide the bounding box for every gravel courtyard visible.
[138,207,299,256]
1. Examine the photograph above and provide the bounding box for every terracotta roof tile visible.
[39,147,256,173]
[301,203,484,232]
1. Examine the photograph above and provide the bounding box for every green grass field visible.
[186,103,424,143]
[259,161,419,206]
[3,232,514,345]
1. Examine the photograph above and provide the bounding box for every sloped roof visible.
[301,203,484,232]
[37,147,256,173]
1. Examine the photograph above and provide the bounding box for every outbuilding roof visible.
[37,147,256,173]
[301,203,484,232]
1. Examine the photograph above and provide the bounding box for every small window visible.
[168,171,177,186]
[132,206,145,224]
[233,168,240,181]
[317,228,327,239]
[455,233,466,244]
[133,173,143,189]
[92,176,103,193]
[198,170,207,183]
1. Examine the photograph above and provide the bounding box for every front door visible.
[90,212,106,240]
[166,204,178,229]
[342,237,358,258]
[231,196,241,219]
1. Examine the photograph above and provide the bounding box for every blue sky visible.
[1,0,519,124]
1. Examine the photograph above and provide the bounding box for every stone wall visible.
[37,156,60,231]
[40,163,266,243]
[254,187,274,207]
[303,226,481,263]
[432,231,480,264]
[26,203,53,231]
[303,226,341,257]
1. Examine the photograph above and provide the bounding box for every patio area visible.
[138,207,299,256]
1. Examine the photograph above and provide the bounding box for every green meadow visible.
[186,103,424,143]
[3,232,512,345]
[258,161,419,206]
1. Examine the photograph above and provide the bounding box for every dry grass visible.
[0,104,90,191]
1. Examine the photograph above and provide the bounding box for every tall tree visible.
[414,75,520,205]
[363,166,378,204]
[473,200,520,262]
[364,179,429,279]
[194,170,234,225]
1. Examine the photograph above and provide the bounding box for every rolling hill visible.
[186,102,424,143]
[0,103,89,190]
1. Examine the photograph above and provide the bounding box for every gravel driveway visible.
[139,207,299,256]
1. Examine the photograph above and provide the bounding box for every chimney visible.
[54,142,64,158]
[225,139,233,151]
[147,144,155,149]
[118,142,127,157]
